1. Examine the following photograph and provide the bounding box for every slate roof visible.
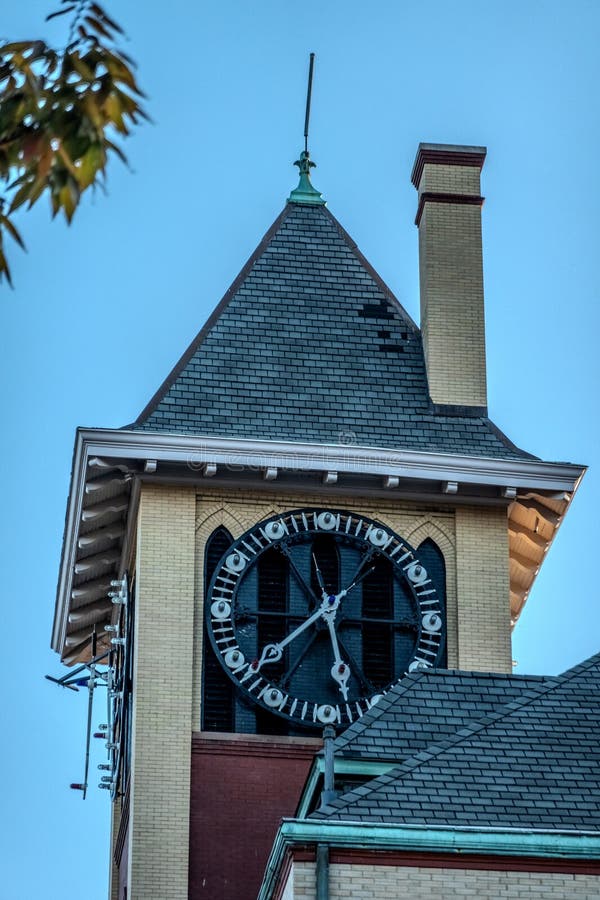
[132,202,533,460]
[333,669,550,763]
[312,652,600,830]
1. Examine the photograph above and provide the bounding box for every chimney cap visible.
[411,142,487,188]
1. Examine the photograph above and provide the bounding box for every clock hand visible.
[251,603,324,672]
[323,612,350,700]
[279,544,322,607]
[337,562,377,601]
[312,552,328,600]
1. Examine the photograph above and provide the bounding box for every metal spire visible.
[288,53,326,205]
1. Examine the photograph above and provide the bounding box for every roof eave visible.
[259,818,600,900]
[52,428,586,662]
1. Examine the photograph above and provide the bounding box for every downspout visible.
[316,843,329,900]
[316,726,335,900]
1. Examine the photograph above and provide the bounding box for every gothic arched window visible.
[202,527,235,732]
[417,537,447,668]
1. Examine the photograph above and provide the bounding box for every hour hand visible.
[324,614,351,700]
[251,605,323,672]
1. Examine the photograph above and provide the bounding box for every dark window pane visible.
[311,535,340,597]
[255,548,289,735]
[417,538,447,667]
[362,555,394,689]
[202,527,235,732]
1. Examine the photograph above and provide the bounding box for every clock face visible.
[205,508,445,730]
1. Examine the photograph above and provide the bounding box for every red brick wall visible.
[189,733,319,900]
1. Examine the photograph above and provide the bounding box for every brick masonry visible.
[283,861,600,899]
[189,734,318,900]
[456,505,512,672]
[414,151,488,408]
[127,485,196,900]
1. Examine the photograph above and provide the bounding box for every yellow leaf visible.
[58,177,79,223]
[76,143,104,189]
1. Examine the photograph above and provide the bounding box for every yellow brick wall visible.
[417,160,487,408]
[128,485,196,900]
[285,861,600,899]
[108,802,121,900]
[419,162,482,197]
[456,505,512,672]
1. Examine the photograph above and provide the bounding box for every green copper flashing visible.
[288,150,326,205]
[258,819,600,900]
[296,756,395,819]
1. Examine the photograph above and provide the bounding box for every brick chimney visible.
[411,143,488,410]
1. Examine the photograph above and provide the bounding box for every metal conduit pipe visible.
[316,842,329,900]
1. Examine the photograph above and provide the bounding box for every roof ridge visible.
[127,204,294,428]
[557,648,600,681]
[334,673,426,751]
[314,674,559,819]
[334,669,549,755]
[321,207,419,333]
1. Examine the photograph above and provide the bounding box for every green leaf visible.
[9,179,34,213]
[0,246,14,288]
[0,213,26,249]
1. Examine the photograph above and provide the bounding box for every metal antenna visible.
[304,53,315,154]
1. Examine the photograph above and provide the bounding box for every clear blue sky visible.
[2,1,599,897]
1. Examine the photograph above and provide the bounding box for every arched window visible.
[417,537,447,668]
[202,527,235,732]
[255,547,289,735]
[362,555,394,690]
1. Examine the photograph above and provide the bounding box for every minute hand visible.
[252,604,324,671]
[337,563,376,600]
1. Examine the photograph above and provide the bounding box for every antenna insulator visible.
[70,783,85,791]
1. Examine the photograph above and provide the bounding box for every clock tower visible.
[51,143,584,900]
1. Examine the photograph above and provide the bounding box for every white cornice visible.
[75,428,586,491]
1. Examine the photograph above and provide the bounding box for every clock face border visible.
[204,508,445,730]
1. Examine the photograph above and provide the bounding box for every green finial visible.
[287,53,326,205]
[288,150,325,205]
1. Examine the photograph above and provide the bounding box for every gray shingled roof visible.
[312,652,600,830]
[333,669,550,762]
[132,202,533,460]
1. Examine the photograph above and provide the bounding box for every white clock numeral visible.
[316,704,338,724]
[316,511,338,531]
[409,658,431,672]
[225,552,247,574]
[405,561,428,585]
[263,687,284,708]
[224,648,244,669]
[211,600,231,620]
[264,519,287,541]
[368,526,389,547]
[422,613,442,633]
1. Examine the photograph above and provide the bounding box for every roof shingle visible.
[132,203,534,460]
